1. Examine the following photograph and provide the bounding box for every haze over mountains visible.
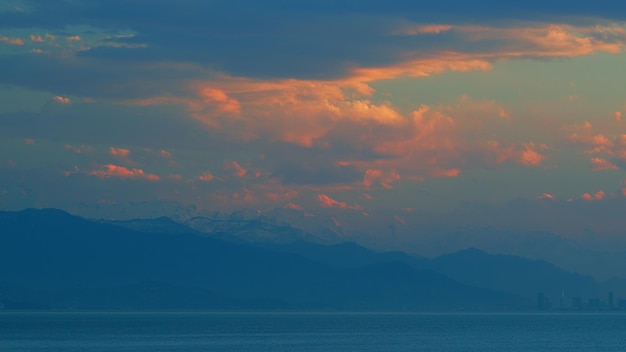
[0,208,624,311]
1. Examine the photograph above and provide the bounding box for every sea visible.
[1,311,625,351]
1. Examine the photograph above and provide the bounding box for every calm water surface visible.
[1,312,625,351]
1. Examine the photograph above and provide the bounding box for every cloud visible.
[65,144,93,154]
[88,164,159,181]
[53,96,71,104]
[582,190,606,201]
[0,36,23,45]
[225,161,247,178]
[197,172,214,182]
[566,119,626,164]
[109,147,130,158]
[537,193,556,200]
[363,169,400,189]
[317,194,363,210]
[590,157,619,171]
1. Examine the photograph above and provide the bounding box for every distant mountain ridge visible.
[0,208,522,311]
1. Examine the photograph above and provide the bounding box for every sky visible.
[2,1,626,256]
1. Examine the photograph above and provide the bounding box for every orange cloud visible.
[226,161,247,178]
[30,35,44,43]
[24,138,35,145]
[582,190,605,201]
[537,193,556,200]
[66,35,81,42]
[451,24,626,58]
[89,164,160,181]
[430,168,461,178]
[109,147,130,158]
[159,150,171,158]
[265,190,298,202]
[480,141,546,167]
[53,96,71,104]
[396,24,452,35]
[519,142,545,166]
[566,119,626,161]
[116,22,626,187]
[65,144,93,153]
[590,157,618,171]
[363,169,400,189]
[394,215,407,225]
[198,172,215,182]
[0,36,24,45]
[594,190,605,200]
[317,194,363,210]
[284,202,303,211]
[198,87,241,115]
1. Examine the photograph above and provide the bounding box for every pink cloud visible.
[582,191,605,201]
[65,144,93,153]
[0,36,24,45]
[430,168,461,178]
[24,138,35,145]
[198,87,241,114]
[519,143,545,166]
[197,172,214,182]
[481,141,546,167]
[590,157,618,171]
[537,193,556,200]
[396,24,452,35]
[66,35,81,42]
[53,96,71,104]
[109,147,130,158]
[363,169,400,189]
[89,164,160,181]
[265,190,298,202]
[566,119,626,161]
[284,202,304,211]
[394,215,406,225]
[226,161,247,178]
[111,22,626,189]
[317,194,363,210]
[159,150,171,158]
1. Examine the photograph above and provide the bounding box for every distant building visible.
[608,292,614,310]
[588,298,600,311]
[572,297,583,310]
[537,292,551,310]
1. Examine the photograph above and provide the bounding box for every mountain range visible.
[0,208,622,311]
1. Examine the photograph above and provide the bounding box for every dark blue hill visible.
[0,209,523,311]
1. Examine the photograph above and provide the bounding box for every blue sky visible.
[2,1,626,257]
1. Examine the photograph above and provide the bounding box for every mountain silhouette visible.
[0,208,523,311]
